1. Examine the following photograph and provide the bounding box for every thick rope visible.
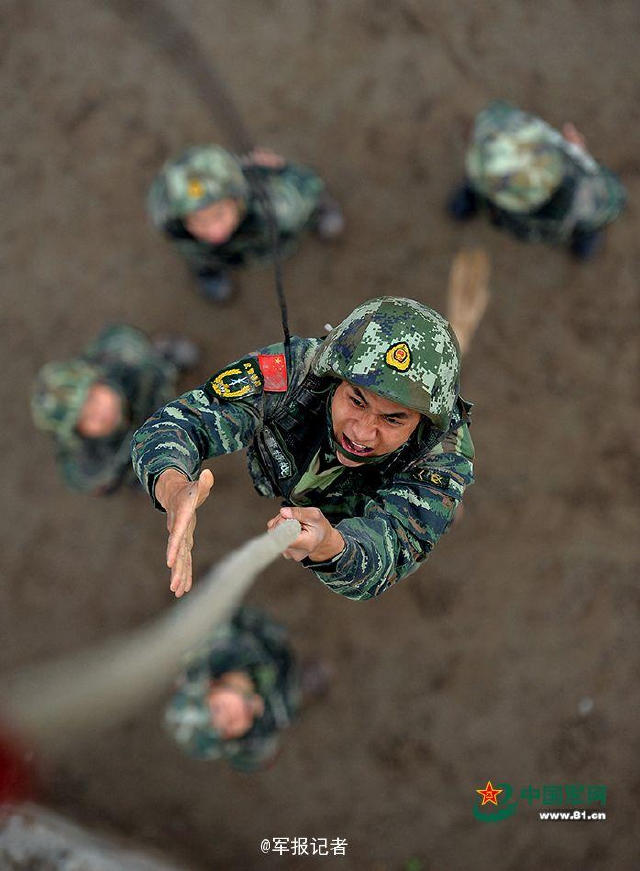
[1,520,301,750]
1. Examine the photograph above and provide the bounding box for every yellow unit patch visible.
[207,358,264,401]
[187,177,205,199]
[385,342,411,371]
[417,468,451,490]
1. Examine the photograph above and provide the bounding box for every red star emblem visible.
[476,780,503,806]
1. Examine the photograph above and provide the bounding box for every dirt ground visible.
[2,0,640,868]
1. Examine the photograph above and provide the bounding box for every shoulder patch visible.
[257,353,288,392]
[416,468,451,490]
[205,357,264,401]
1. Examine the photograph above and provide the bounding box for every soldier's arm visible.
[306,449,474,601]
[132,337,315,505]
[260,162,326,235]
[131,378,261,506]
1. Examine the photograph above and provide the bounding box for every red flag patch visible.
[258,353,288,392]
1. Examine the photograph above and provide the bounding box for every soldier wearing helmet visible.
[148,145,344,302]
[448,101,626,259]
[31,325,194,494]
[131,297,478,601]
[165,607,301,772]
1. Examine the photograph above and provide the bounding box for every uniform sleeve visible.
[263,162,326,234]
[131,383,262,507]
[306,433,475,601]
[572,164,627,232]
[553,142,627,232]
[131,337,316,507]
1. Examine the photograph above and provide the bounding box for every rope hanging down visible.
[1,520,301,751]
[107,0,292,371]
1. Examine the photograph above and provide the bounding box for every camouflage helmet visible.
[314,297,460,431]
[31,360,101,439]
[466,101,565,212]
[147,145,249,227]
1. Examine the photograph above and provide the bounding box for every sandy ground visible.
[2,1,640,868]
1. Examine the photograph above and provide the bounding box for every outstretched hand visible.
[155,469,214,597]
[266,506,345,563]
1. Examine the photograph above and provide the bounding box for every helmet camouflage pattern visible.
[314,297,460,431]
[31,360,101,440]
[147,145,249,226]
[466,100,566,212]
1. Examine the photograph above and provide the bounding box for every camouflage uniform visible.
[147,145,326,278]
[164,607,300,772]
[462,100,626,245]
[132,298,475,600]
[31,325,178,494]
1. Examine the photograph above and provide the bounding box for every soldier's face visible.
[185,198,242,245]
[76,383,123,438]
[207,682,264,740]
[331,381,421,467]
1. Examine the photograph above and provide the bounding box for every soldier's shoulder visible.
[201,337,322,404]
[83,324,155,368]
[254,336,324,385]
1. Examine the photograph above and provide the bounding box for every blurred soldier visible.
[164,607,304,772]
[147,145,344,302]
[132,294,483,600]
[448,100,626,259]
[31,325,198,495]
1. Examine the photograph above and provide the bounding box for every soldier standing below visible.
[147,145,344,302]
[31,325,197,495]
[164,607,306,772]
[132,291,486,601]
[448,100,626,259]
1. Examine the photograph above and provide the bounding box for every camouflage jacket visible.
[56,326,177,494]
[164,607,299,772]
[468,101,626,243]
[131,337,475,600]
[150,162,325,275]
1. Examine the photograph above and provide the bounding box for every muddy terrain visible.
[2,1,639,868]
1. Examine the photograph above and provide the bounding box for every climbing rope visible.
[107,0,293,370]
[1,521,301,750]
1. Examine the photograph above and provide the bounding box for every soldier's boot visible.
[570,228,603,261]
[196,270,234,303]
[153,334,201,372]
[313,193,345,240]
[447,182,479,221]
[299,658,333,705]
